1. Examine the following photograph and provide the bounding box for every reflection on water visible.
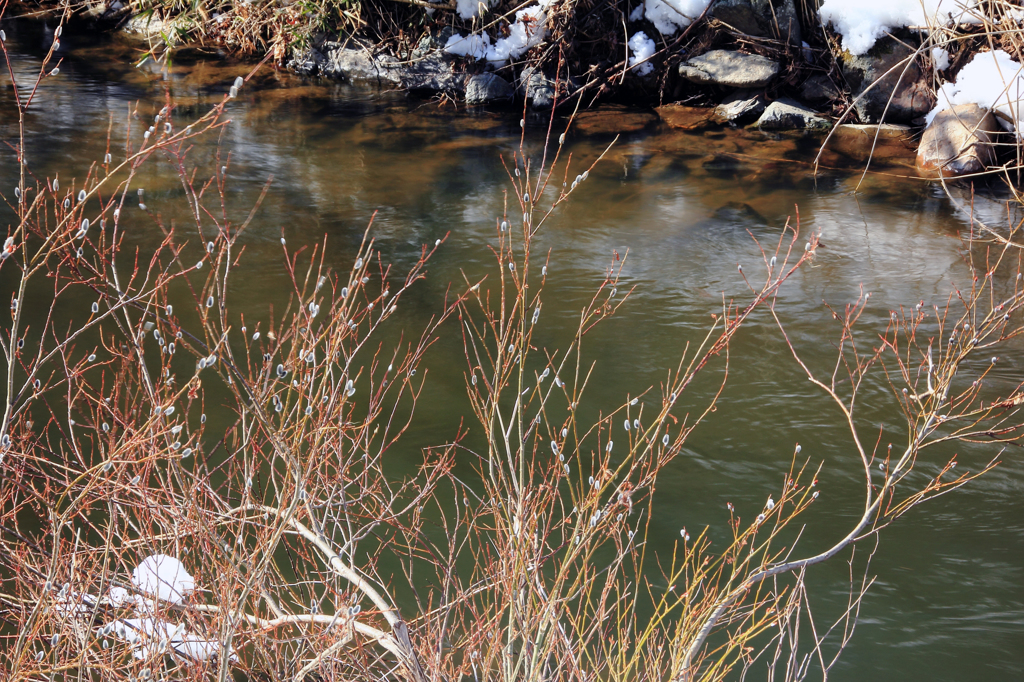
[1,19,1022,681]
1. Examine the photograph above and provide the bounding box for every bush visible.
[1,28,1021,682]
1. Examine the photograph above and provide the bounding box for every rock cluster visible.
[278,8,1009,179]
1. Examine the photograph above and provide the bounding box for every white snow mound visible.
[628,32,656,76]
[444,5,548,63]
[928,49,1024,133]
[443,32,491,60]
[643,0,710,36]
[488,6,548,61]
[132,554,194,604]
[818,0,984,55]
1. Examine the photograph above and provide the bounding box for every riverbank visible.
[19,0,1024,182]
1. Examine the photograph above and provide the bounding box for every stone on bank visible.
[839,35,934,124]
[713,91,766,123]
[678,50,780,89]
[756,98,831,130]
[466,73,514,104]
[916,103,999,177]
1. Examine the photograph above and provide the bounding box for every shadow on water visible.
[1,18,1022,681]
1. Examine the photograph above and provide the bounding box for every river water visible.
[1,19,1022,681]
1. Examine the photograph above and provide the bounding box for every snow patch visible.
[102,555,237,664]
[444,5,548,63]
[628,32,656,76]
[487,6,548,61]
[628,3,644,21]
[457,0,491,20]
[818,0,985,55]
[643,0,710,36]
[107,616,232,662]
[927,49,1024,132]
[132,554,194,604]
[932,46,950,70]
[443,32,491,60]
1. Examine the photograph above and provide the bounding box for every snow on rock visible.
[819,0,984,55]
[927,49,1024,132]
[444,4,548,63]
[132,554,194,604]
[488,6,548,61]
[443,32,491,60]
[643,0,710,36]
[628,32,656,76]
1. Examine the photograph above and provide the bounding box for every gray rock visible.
[713,90,766,123]
[121,13,189,42]
[763,0,801,45]
[916,104,999,177]
[840,35,935,123]
[403,53,465,93]
[755,98,831,130]
[466,73,514,104]
[410,27,453,60]
[710,0,801,45]
[679,50,780,89]
[800,74,841,104]
[520,67,557,109]
[325,45,402,85]
[289,41,465,95]
[289,48,326,76]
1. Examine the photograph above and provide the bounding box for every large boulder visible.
[401,53,466,93]
[840,35,935,123]
[710,0,802,45]
[916,104,999,177]
[755,98,831,130]
[678,50,780,88]
[466,73,514,104]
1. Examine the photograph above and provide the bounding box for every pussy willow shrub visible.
[3,24,1024,682]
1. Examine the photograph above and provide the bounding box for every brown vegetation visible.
[3,20,1024,682]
